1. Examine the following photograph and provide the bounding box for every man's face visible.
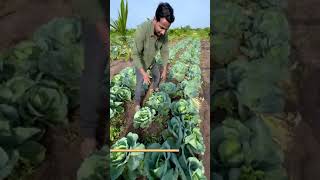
[153,17,171,37]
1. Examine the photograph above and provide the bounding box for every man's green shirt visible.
[132,20,169,70]
[71,0,105,23]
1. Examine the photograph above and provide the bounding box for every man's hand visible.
[140,68,151,85]
[143,72,151,85]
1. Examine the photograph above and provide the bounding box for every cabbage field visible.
[212,0,295,180]
[2,0,320,179]
[77,31,211,179]
[0,12,210,178]
[108,38,208,179]
[0,18,83,179]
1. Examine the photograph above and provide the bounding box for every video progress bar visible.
[111,149,179,153]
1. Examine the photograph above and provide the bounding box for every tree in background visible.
[111,0,128,42]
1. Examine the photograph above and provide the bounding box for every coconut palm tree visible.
[111,0,128,42]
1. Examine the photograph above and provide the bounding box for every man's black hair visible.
[155,2,175,23]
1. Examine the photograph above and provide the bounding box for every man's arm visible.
[132,26,151,84]
[132,26,145,70]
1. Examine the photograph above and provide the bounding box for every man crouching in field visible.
[133,2,175,112]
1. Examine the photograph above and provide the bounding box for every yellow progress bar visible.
[111,149,179,153]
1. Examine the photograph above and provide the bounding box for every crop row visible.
[104,38,207,180]
[212,0,290,179]
[0,18,83,179]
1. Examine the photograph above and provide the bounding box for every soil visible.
[0,0,73,51]
[119,101,167,145]
[117,100,166,143]
[199,40,210,179]
[110,60,133,79]
[30,108,83,180]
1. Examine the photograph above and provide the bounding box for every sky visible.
[110,0,210,29]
